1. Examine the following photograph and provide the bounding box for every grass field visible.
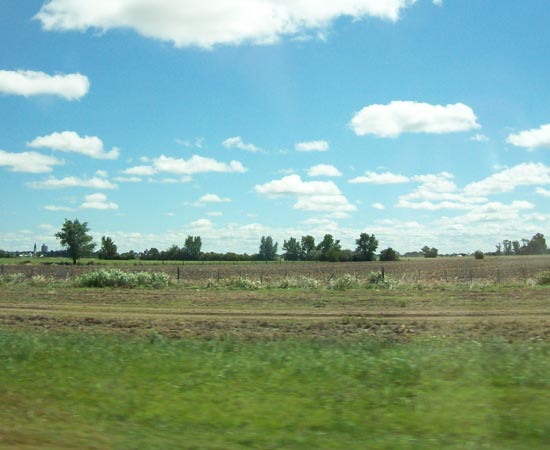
[1,260,549,449]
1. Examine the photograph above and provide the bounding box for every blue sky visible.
[1,0,549,254]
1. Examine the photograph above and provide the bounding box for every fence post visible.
[177,266,180,281]
[381,266,385,281]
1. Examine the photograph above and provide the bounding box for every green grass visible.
[1,330,549,449]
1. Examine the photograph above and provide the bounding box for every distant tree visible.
[495,243,502,256]
[421,246,438,258]
[259,236,278,261]
[380,247,399,262]
[119,250,136,260]
[502,240,513,256]
[317,234,341,262]
[142,248,160,260]
[512,240,521,255]
[300,235,317,261]
[525,233,547,255]
[355,233,378,261]
[282,237,301,261]
[163,245,183,260]
[474,250,485,260]
[183,235,202,260]
[97,236,118,260]
[55,218,96,265]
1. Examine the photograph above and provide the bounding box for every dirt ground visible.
[1,284,548,342]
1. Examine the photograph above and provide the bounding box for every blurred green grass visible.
[1,331,549,449]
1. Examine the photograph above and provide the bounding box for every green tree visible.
[97,236,118,260]
[317,234,341,262]
[380,247,399,262]
[282,237,301,261]
[183,235,202,260]
[421,245,438,258]
[355,233,378,261]
[525,233,547,255]
[55,219,96,265]
[259,236,278,261]
[300,235,317,261]
[502,240,512,256]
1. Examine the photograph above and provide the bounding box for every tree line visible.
[1,219,548,264]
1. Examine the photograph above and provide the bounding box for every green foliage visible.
[317,234,341,262]
[1,331,549,450]
[259,235,278,261]
[183,235,202,260]
[75,269,171,288]
[380,247,399,261]
[474,250,485,259]
[0,273,26,285]
[355,232,378,261]
[421,245,438,258]
[97,236,118,260]
[537,271,550,285]
[55,218,96,265]
[330,273,358,290]
[282,237,301,261]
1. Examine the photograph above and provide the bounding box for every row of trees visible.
[21,219,549,265]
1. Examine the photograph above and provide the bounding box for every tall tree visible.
[282,237,301,261]
[317,234,341,262]
[183,235,202,260]
[355,232,378,261]
[525,233,547,254]
[55,219,96,265]
[300,235,317,261]
[98,236,118,260]
[421,245,438,258]
[259,236,278,261]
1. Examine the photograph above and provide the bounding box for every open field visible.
[1,260,549,449]
[1,255,550,285]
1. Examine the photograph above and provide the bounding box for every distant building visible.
[41,243,48,254]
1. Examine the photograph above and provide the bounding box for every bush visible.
[330,274,358,291]
[75,269,171,288]
[537,271,550,286]
[474,250,485,260]
[379,247,399,262]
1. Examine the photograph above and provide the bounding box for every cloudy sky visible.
[1,0,549,254]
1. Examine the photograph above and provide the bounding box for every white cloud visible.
[0,70,89,100]
[255,174,356,213]
[43,205,75,212]
[350,101,480,138]
[113,176,142,183]
[124,154,247,176]
[349,171,409,184]
[535,187,550,197]
[295,140,329,152]
[27,131,119,160]
[189,218,214,232]
[81,193,118,210]
[0,149,63,173]
[35,0,419,49]
[464,163,550,196]
[195,194,231,205]
[28,176,118,190]
[469,133,489,142]
[223,136,261,153]
[372,202,385,210]
[307,164,342,177]
[506,124,550,149]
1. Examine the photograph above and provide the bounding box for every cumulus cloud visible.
[80,193,118,210]
[506,124,550,150]
[469,133,489,142]
[35,0,419,49]
[349,171,409,184]
[255,174,356,213]
[223,136,261,153]
[28,176,118,190]
[372,202,385,210]
[124,154,247,176]
[295,140,329,152]
[0,149,63,173]
[0,70,89,100]
[27,131,119,160]
[464,163,550,196]
[307,164,342,177]
[349,101,480,138]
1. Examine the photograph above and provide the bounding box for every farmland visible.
[1,256,549,449]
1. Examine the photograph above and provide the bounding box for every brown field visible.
[2,255,550,284]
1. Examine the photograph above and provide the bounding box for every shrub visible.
[0,273,27,285]
[75,269,171,288]
[537,271,550,286]
[474,250,485,260]
[224,277,261,290]
[330,274,358,291]
[379,247,399,262]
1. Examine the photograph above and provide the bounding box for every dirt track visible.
[1,284,549,341]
